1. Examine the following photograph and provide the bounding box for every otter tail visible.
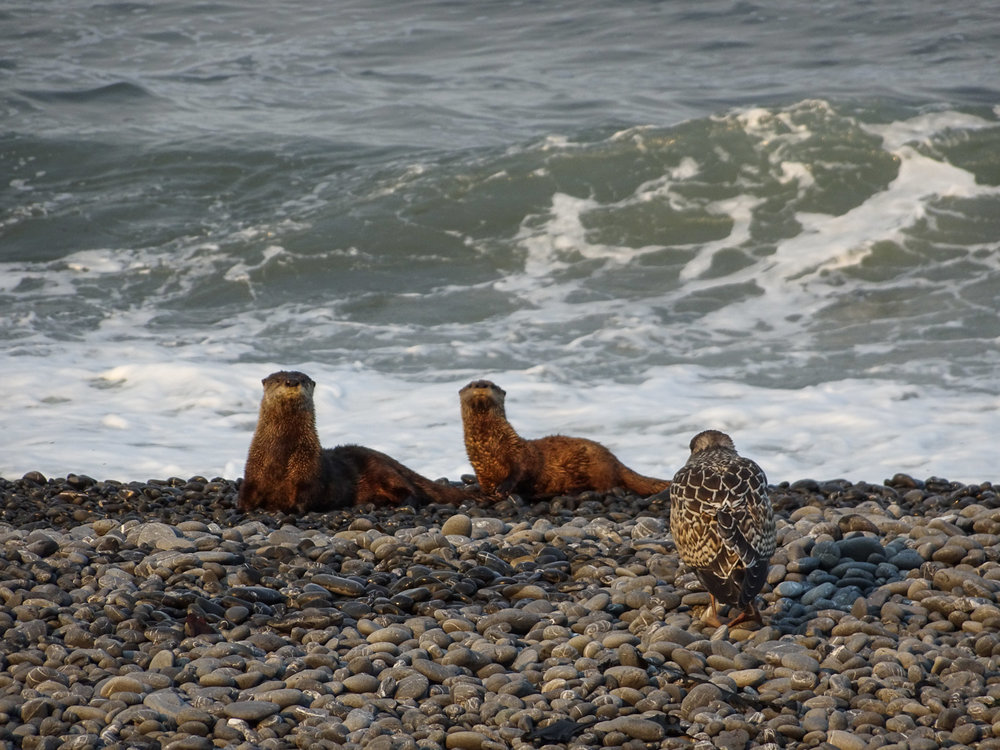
[411,474,476,506]
[337,445,476,507]
[620,467,671,497]
[367,446,476,505]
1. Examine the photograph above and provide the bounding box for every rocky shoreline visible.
[1,471,998,750]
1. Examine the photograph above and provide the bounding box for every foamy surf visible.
[2,101,998,486]
[1,351,995,486]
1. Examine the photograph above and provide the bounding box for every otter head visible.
[689,429,736,455]
[261,370,317,412]
[459,379,506,415]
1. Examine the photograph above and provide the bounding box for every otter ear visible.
[261,377,267,386]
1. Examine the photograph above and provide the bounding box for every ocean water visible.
[2,1,999,485]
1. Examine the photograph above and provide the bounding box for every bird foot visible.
[727,603,763,629]
[702,612,725,628]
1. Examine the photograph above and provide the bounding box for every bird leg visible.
[728,599,762,628]
[703,595,724,628]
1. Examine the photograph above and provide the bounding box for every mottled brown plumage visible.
[459,379,670,500]
[669,429,775,627]
[238,371,471,512]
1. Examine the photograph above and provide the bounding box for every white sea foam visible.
[1,347,995,485]
[862,110,998,151]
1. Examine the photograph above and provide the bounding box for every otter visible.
[238,371,471,512]
[459,379,670,500]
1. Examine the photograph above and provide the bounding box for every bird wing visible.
[669,463,726,568]
[714,457,775,566]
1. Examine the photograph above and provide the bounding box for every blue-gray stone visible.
[807,570,838,585]
[785,602,808,618]
[812,540,841,568]
[801,582,837,606]
[787,557,820,574]
[875,562,901,580]
[226,586,287,605]
[838,577,875,591]
[143,689,190,721]
[837,536,885,561]
[830,560,877,578]
[889,549,924,570]
[775,581,807,598]
[831,586,864,608]
[884,539,908,556]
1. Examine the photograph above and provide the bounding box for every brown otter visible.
[459,379,670,499]
[238,371,471,512]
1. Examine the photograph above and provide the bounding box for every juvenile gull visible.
[669,429,776,627]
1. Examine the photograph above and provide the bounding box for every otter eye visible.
[286,379,299,388]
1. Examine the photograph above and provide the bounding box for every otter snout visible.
[262,370,316,391]
[460,379,505,397]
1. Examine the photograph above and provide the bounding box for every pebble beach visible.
[1,471,998,750]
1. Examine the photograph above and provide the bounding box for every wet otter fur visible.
[459,379,670,499]
[238,371,471,512]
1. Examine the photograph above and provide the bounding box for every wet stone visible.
[787,557,820,574]
[223,701,280,722]
[445,731,489,749]
[311,574,367,597]
[890,548,926,569]
[143,690,190,721]
[801,582,837,606]
[441,514,473,537]
[681,683,723,718]
[828,729,867,750]
[837,536,884,561]
[775,580,807,598]
[593,716,666,742]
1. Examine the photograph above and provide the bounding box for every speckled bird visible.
[669,430,775,627]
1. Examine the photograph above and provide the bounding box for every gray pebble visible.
[593,716,666,741]
[836,536,884,561]
[801,581,837,606]
[143,689,190,721]
[681,683,723,718]
[312,574,367,597]
[890,548,925,569]
[827,729,867,750]
[223,701,280,722]
[774,580,806,598]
